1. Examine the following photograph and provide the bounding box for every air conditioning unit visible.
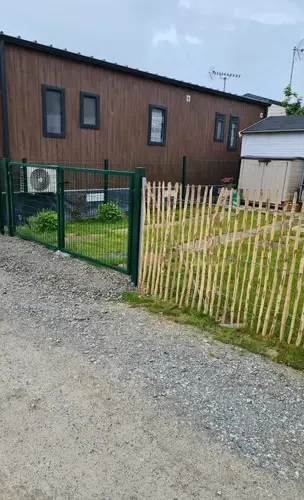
[27,167,57,194]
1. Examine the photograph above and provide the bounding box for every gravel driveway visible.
[0,235,303,500]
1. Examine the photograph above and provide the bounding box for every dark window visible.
[41,85,65,138]
[80,92,100,129]
[227,116,239,151]
[214,113,226,142]
[148,105,167,146]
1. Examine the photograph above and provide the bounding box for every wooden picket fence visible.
[139,182,304,348]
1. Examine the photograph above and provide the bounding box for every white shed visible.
[239,115,304,204]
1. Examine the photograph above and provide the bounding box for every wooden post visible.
[186,185,202,306]
[197,186,213,312]
[164,183,179,301]
[222,189,241,323]
[257,191,279,335]
[170,184,183,302]
[262,200,289,338]
[250,190,270,329]
[154,182,166,296]
[191,185,208,308]
[271,192,297,340]
[175,185,190,304]
[146,182,156,294]
[283,200,304,343]
[158,183,172,299]
[140,182,151,292]
[209,188,226,317]
[150,182,162,296]
[179,185,195,307]
[237,192,257,324]
[231,190,249,323]
[215,189,233,320]
[243,192,263,325]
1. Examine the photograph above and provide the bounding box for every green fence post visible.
[182,156,187,199]
[0,160,5,235]
[104,159,109,204]
[127,175,134,275]
[57,167,65,251]
[4,159,14,236]
[131,167,146,286]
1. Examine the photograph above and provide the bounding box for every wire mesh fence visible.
[140,182,304,349]
[2,160,144,278]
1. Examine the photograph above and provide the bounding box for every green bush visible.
[27,210,58,233]
[96,202,124,223]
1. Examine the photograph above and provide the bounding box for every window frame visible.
[41,84,66,138]
[227,116,239,151]
[214,112,226,142]
[80,92,100,130]
[147,104,168,146]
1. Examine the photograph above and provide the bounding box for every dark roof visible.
[242,115,304,134]
[0,32,268,107]
[243,93,282,107]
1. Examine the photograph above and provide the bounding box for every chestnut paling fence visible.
[139,182,304,348]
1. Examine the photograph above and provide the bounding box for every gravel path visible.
[0,235,303,499]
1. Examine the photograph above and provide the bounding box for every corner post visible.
[131,167,146,286]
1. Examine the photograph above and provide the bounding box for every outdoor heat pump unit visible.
[26,167,57,194]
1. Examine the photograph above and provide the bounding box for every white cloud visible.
[152,26,178,46]
[233,4,304,26]
[184,34,202,44]
[179,0,192,8]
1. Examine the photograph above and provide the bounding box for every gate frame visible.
[1,159,145,285]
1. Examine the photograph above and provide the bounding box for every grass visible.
[123,292,304,370]
[17,216,129,268]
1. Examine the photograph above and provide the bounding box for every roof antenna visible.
[209,67,241,92]
[289,39,304,87]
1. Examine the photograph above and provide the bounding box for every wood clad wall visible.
[5,44,265,165]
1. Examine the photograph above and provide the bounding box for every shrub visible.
[27,210,58,232]
[68,193,87,219]
[96,201,123,222]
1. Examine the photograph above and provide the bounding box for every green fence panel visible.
[5,160,145,280]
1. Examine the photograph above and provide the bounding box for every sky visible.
[2,0,304,100]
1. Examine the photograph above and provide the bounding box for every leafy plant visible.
[96,201,123,222]
[27,210,58,232]
[68,193,87,219]
[282,85,304,115]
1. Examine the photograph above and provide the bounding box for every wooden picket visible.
[140,182,304,349]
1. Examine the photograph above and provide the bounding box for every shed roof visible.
[0,32,268,107]
[243,93,282,107]
[242,115,304,134]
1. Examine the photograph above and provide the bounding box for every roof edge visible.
[0,33,269,107]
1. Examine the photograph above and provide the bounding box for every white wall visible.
[267,104,285,117]
[241,132,304,158]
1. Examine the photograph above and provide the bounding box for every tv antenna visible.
[289,39,304,87]
[209,68,241,92]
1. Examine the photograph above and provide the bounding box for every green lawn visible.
[17,216,129,268]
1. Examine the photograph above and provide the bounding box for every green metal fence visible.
[1,159,145,284]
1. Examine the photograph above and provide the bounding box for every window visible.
[42,85,65,138]
[148,105,167,146]
[227,116,239,151]
[214,113,226,142]
[80,92,100,129]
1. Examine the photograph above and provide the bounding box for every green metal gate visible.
[1,159,145,284]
